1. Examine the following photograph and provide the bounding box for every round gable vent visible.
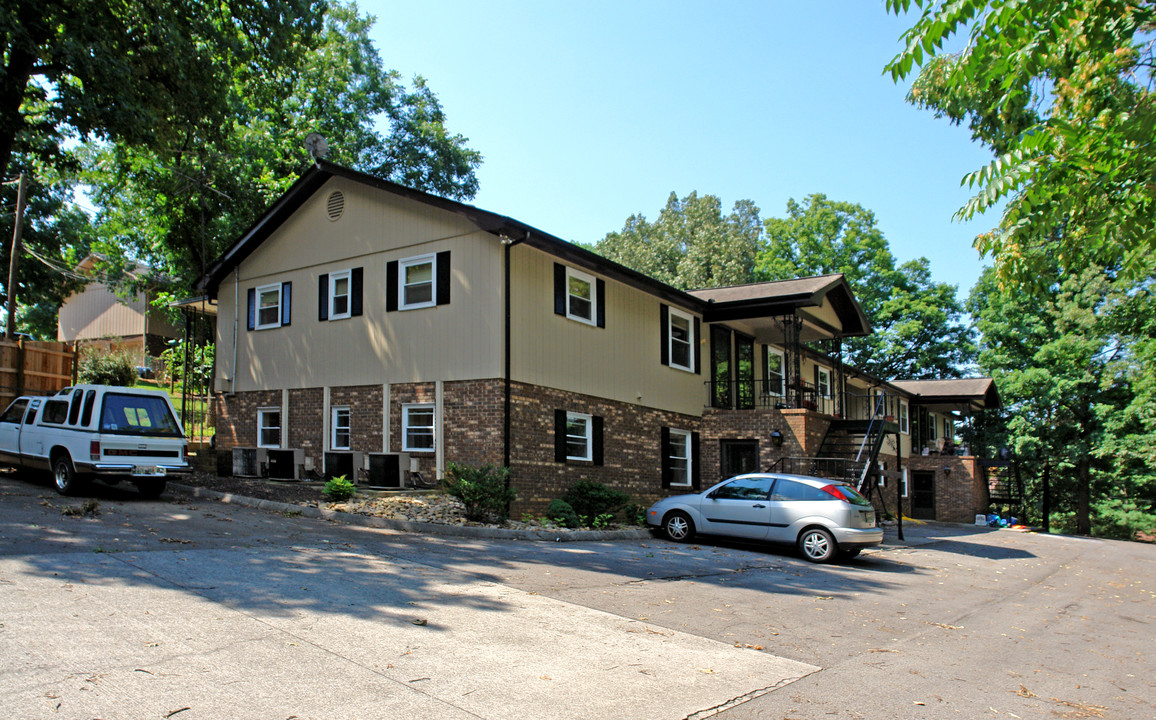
[326,190,345,221]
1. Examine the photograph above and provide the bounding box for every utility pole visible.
[5,172,27,339]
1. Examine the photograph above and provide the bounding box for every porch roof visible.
[689,275,872,342]
[890,378,1002,414]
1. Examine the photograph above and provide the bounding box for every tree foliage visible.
[595,191,762,291]
[886,0,1156,285]
[758,194,973,378]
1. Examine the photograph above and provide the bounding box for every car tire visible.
[134,479,167,499]
[798,527,837,563]
[663,511,695,543]
[52,454,84,496]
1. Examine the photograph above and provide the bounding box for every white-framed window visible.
[929,413,938,440]
[331,406,351,450]
[566,267,597,324]
[329,270,352,320]
[816,366,831,397]
[565,411,593,461]
[257,408,281,448]
[402,403,435,452]
[400,254,436,310]
[764,346,785,397]
[901,467,909,498]
[256,284,282,330]
[899,400,910,434]
[944,417,952,441]
[668,307,694,372]
[667,429,692,487]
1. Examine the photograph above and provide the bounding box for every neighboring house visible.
[195,160,999,521]
[58,255,182,363]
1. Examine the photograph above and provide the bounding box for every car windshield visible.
[99,394,182,437]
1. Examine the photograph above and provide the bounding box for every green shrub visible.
[546,499,580,528]
[323,475,356,502]
[77,347,137,386]
[562,480,630,527]
[442,462,515,523]
[622,503,648,527]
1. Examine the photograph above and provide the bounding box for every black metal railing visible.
[705,379,836,414]
[767,456,864,484]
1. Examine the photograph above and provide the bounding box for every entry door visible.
[720,440,759,479]
[911,471,936,520]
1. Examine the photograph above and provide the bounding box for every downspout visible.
[231,267,239,395]
[502,233,525,470]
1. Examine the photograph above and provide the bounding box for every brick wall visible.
[330,385,385,455]
[699,407,832,487]
[904,455,987,523]
[288,388,323,462]
[212,389,281,448]
[442,380,505,469]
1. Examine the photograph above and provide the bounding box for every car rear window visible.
[837,485,872,507]
[99,394,182,436]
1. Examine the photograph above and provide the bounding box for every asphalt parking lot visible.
[1,475,1153,719]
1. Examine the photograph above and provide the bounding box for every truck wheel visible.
[134,479,167,499]
[52,455,84,496]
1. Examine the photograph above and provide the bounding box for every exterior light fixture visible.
[770,430,784,447]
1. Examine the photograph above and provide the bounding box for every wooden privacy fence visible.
[0,339,78,410]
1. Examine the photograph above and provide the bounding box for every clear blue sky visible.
[362,0,996,298]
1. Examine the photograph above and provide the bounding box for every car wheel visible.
[663,511,695,543]
[134,479,166,499]
[798,527,837,563]
[52,454,84,496]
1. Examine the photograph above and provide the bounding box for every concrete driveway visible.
[1,474,1152,719]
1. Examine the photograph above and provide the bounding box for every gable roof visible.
[890,377,1002,412]
[195,160,871,337]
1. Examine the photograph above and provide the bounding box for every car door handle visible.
[752,503,766,508]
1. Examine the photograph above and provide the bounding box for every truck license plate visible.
[132,466,167,477]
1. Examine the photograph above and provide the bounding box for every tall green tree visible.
[886,0,1156,286]
[757,194,973,378]
[595,191,762,290]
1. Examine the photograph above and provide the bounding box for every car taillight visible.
[820,484,849,501]
[90,441,100,461]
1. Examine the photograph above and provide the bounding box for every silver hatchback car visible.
[645,473,883,563]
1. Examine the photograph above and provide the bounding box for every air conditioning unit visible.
[324,451,364,481]
[232,447,268,477]
[366,452,410,489]
[266,448,305,480]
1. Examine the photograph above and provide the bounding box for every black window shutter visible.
[351,267,363,316]
[596,279,606,328]
[660,427,672,489]
[281,282,292,327]
[553,263,566,316]
[814,364,819,393]
[386,260,399,312]
[436,251,451,305]
[592,415,604,466]
[660,304,669,366]
[246,288,255,331]
[691,432,701,489]
[554,410,567,462]
[693,317,702,374]
[318,273,329,321]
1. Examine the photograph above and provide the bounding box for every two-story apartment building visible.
[196,160,997,521]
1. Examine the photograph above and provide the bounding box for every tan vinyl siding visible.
[217,179,503,392]
[510,245,705,417]
[58,283,147,341]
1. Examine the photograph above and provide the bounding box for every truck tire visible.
[134,479,167,499]
[52,454,85,496]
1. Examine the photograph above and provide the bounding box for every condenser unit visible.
[323,451,364,481]
[366,452,410,489]
[266,448,305,480]
[232,447,268,477]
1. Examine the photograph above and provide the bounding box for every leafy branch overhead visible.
[885,0,1156,285]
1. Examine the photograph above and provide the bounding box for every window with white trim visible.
[929,413,938,440]
[764,346,785,397]
[667,429,692,487]
[256,284,282,330]
[400,255,436,309]
[901,467,909,498]
[566,267,596,324]
[565,412,592,461]
[899,400,910,434]
[816,366,832,398]
[331,406,351,450]
[329,270,351,320]
[402,404,435,452]
[668,307,693,372]
[257,408,281,448]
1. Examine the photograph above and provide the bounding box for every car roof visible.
[728,472,846,487]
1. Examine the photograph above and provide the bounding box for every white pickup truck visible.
[0,384,191,497]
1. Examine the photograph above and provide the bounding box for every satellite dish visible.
[304,132,329,159]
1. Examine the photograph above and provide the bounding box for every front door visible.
[720,439,759,480]
[911,471,936,520]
